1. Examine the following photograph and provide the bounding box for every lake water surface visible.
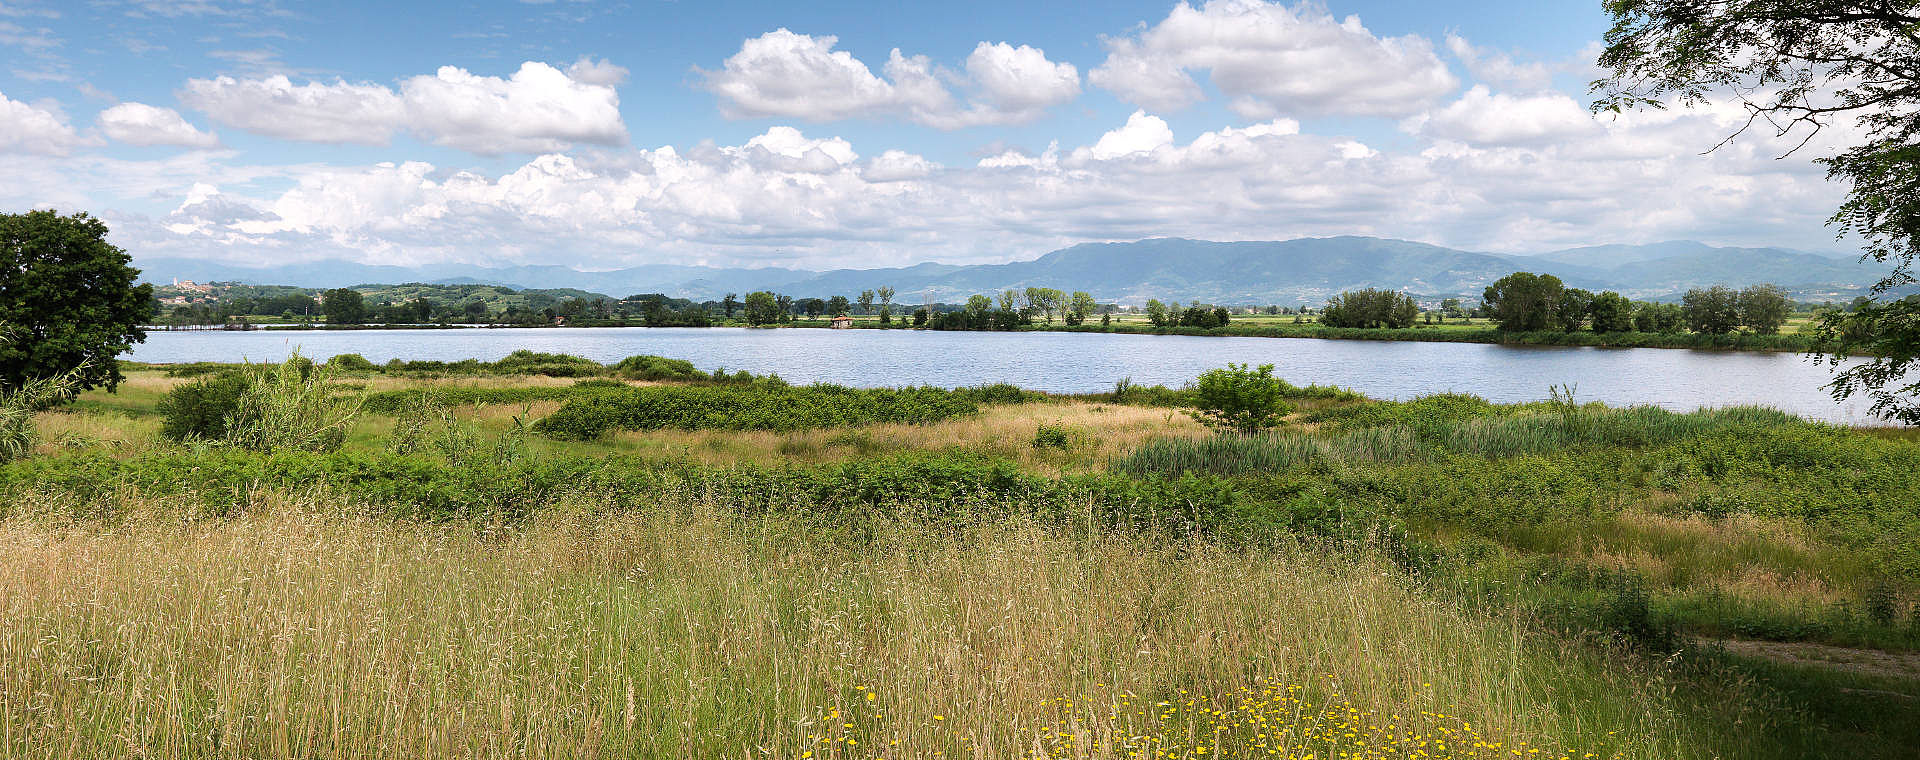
[127,327,1883,423]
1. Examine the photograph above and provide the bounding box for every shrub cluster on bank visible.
[532,383,1036,439]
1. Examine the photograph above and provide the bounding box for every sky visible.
[0,0,1863,272]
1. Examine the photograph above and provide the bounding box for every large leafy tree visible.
[0,211,153,393]
[1592,1,1920,421]
[1589,291,1637,333]
[321,288,366,324]
[1482,272,1564,332]
[743,291,782,325]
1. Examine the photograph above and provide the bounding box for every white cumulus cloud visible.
[0,90,85,154]
[179,74,404,144]
[1089,0,1457,118]
[15,102,1860,273]
[98,102,220,148]
[178,61,628,154]
[1413,86,1599,146]
[400,61,627,154]
[700,29,1080,128]
[1088,111,1174,159]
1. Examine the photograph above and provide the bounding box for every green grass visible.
[9,366,1920,759]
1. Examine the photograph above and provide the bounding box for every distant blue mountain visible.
[136,237,1884,304]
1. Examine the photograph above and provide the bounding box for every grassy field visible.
[3,361,1917,759]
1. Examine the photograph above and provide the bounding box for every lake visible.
[127,327,1884,424]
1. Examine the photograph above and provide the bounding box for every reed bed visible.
[0,493,1727,760]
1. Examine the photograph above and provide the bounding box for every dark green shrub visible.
[572,378,629,390]
[961,383,1042,405]
[611,355,706,381]
[383,358,489,375]
[1032,424,1071,449]
[326,353,378,372]
[158,371,250,441]
[488,350,604,377]
[533,384,986,440]
[162,362,241,378]
[1866,581,1899,626]
[1603,576,1676,651]
[364,386,579,415]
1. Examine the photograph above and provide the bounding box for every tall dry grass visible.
[0,491,1733,760]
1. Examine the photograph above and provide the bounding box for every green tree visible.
[1588,291,1636,333]
[1066,291,1097,325]
[1737,284,1791,334]
[1144,298,1169,327]
[1633,301,1684,334]
[1553,288,1594,332]
[1319,288,1418,329]
[1482,272,1564,332]
[722,293,738,318]
[877,286,894,313]
[1023,287,1064,323]
[827,295,851,316]
[0,211,153,393]
[1682,286,1740,335]
[1190,363,1293,434]
[322,288,366,324]
[743,291,782,325]
[1592,2,1920,419]
[858,289,875,315]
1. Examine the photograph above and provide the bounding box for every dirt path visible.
[1706,638,1920,688]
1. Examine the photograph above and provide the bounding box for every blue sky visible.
[0,0,1854,271]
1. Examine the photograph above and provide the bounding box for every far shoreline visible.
[143,318,1831,356]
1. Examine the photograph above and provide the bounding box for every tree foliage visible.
[1066,291,1097,325]
[1737,283,1792,334]
[1190,363,1293,435]
[1592,0,1920,420]
[1683,286,1742,335]
[1589,291,1636,333]
[0,210,152,393]
[1483,272,1564,332]
[743,291,783,325]
[322,288,367,324]
[1318,288,1419,329]
[1553,288,1595,332]
[1632,301,1685,334]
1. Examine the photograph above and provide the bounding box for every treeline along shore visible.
[149,272,1852,354]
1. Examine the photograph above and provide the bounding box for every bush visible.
[611,355,705,381]
[158,371,251,441]
[364,386,579,415]
[959,383,1043,405]
[533,384,988,440]
[0,360,91,461]
[1190,363,1293,434]
[326,353,379,372]
[221,354,365,454]
[488,350,604,377]
[1032,423,1072,449]
[162,362,241,378]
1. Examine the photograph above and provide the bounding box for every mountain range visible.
[135,237,1885,304]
